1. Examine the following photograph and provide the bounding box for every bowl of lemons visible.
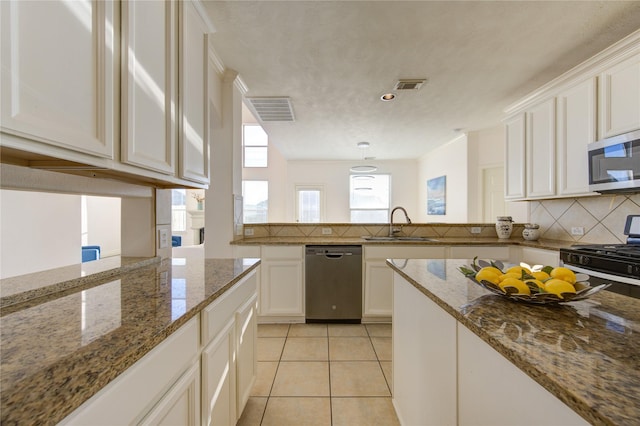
[458,258,611,305]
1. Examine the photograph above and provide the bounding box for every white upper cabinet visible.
[526,98,556,198]
[120,0,176,175]
[599,53,640,138]
[0,0,116,158]
[178,1,210,185]
[504,114,526,199]
[556,78,597,196]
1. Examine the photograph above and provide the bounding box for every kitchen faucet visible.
[389,206,412,237]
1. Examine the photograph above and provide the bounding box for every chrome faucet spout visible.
[389,206,412,237]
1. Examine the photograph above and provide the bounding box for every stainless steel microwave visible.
[588,129,640,193]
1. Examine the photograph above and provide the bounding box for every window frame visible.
[242,124,268,168]
[349,173,391,223]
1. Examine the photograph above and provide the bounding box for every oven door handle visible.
[564,264,640,286]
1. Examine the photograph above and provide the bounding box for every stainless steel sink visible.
[361,236,439,242]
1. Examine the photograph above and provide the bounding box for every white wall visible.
[418,135,469,223]
[83,196,121,258]
[0,189,81,278]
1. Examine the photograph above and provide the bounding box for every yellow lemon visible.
[479,266,503,276]
[475,269,501,285]
[531,271,550,281]
[524,278,545,290]
[499,272,522,282]
[544,279,576,298]
[499,277,531,295]
[550,267,577,284]
[505,265,532,275]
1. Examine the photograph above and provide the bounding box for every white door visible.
[482,166,505,222]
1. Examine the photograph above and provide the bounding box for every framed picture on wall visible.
[427,175,446,215]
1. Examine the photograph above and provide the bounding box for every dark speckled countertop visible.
[0,256,260,425]
[388,258,640,426]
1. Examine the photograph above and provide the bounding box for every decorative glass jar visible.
[522,223,540,241]
[495,216,513,239]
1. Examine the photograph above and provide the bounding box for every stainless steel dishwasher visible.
[305,245,362,323]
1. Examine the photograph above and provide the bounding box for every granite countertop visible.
[0,256,261,425]
[232,236,572,251]
[388,258,640,426]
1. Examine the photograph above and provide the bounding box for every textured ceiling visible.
[203,1,640,161]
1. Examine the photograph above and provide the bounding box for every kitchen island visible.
[0,256,260,425]
[389,258,640,426]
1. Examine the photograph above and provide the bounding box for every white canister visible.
[522,223,540,241]
[495,216,513,239]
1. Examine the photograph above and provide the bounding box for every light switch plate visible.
[244,228,254,236]
[571,227,585,236]
[470,227,482,234]
[158,228,169,249]
[322,228,332,235]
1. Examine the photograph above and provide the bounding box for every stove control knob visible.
[579,255,590,266]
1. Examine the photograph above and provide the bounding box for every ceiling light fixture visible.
[380,93,396,102]
[350,142,378,173]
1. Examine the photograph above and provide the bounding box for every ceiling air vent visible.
[393,79,427,91]
[246,97,295,122]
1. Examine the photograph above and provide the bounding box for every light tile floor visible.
[237,323,399,426]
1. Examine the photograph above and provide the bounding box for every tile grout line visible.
[259,324,289,426]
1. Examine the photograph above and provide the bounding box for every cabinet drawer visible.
[448,246,510,260]
[201,271,257,345]
[262,245,304,260]
[364,245,446,260]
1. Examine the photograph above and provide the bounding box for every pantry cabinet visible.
[120,0,176,175]
[599,53,640,139]
[0,0,116,159]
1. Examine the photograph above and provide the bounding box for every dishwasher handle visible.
[316,252,353,258]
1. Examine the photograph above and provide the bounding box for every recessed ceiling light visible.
[380,93,396,102]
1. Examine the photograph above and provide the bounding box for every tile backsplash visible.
[529,193,640,244]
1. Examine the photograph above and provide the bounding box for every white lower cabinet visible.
[393,273,587,426]
[260,245,304,320]
[458,326,588,426]
[447,245,511,261]
[139,363,200,426]
[516,246,560,267]
[364,246,445,321]
[393,272,457,425]
[60,316,200,425]
[61,269,258,426]
[201,319,236,426]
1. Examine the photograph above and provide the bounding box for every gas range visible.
[559,215,640,298]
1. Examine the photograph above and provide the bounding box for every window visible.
[349,174,390,223]
[243,181,268,223]
[171,189,187,232]
[296,185,324,223]
[243,124,268,167]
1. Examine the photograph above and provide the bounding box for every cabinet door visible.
[178,0,209,184]
[364,260,393,317]
[0,0,115,158]
[526,98,556,198]
[458,326,588,426]
[393,273,457,426]
[139,363,200,426]
[557,78,597,196]
[236,294,258,419]
[201,319,236,426]
[121,0,175,174]
[599,54,640,138]
[261,260,304,316]
[504,114,526,199]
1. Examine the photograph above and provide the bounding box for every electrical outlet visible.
[322,228,332,235]
[571,227,584,236]
[158,228,169,249]
[470,227,482,234]
[244,228,254,236]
